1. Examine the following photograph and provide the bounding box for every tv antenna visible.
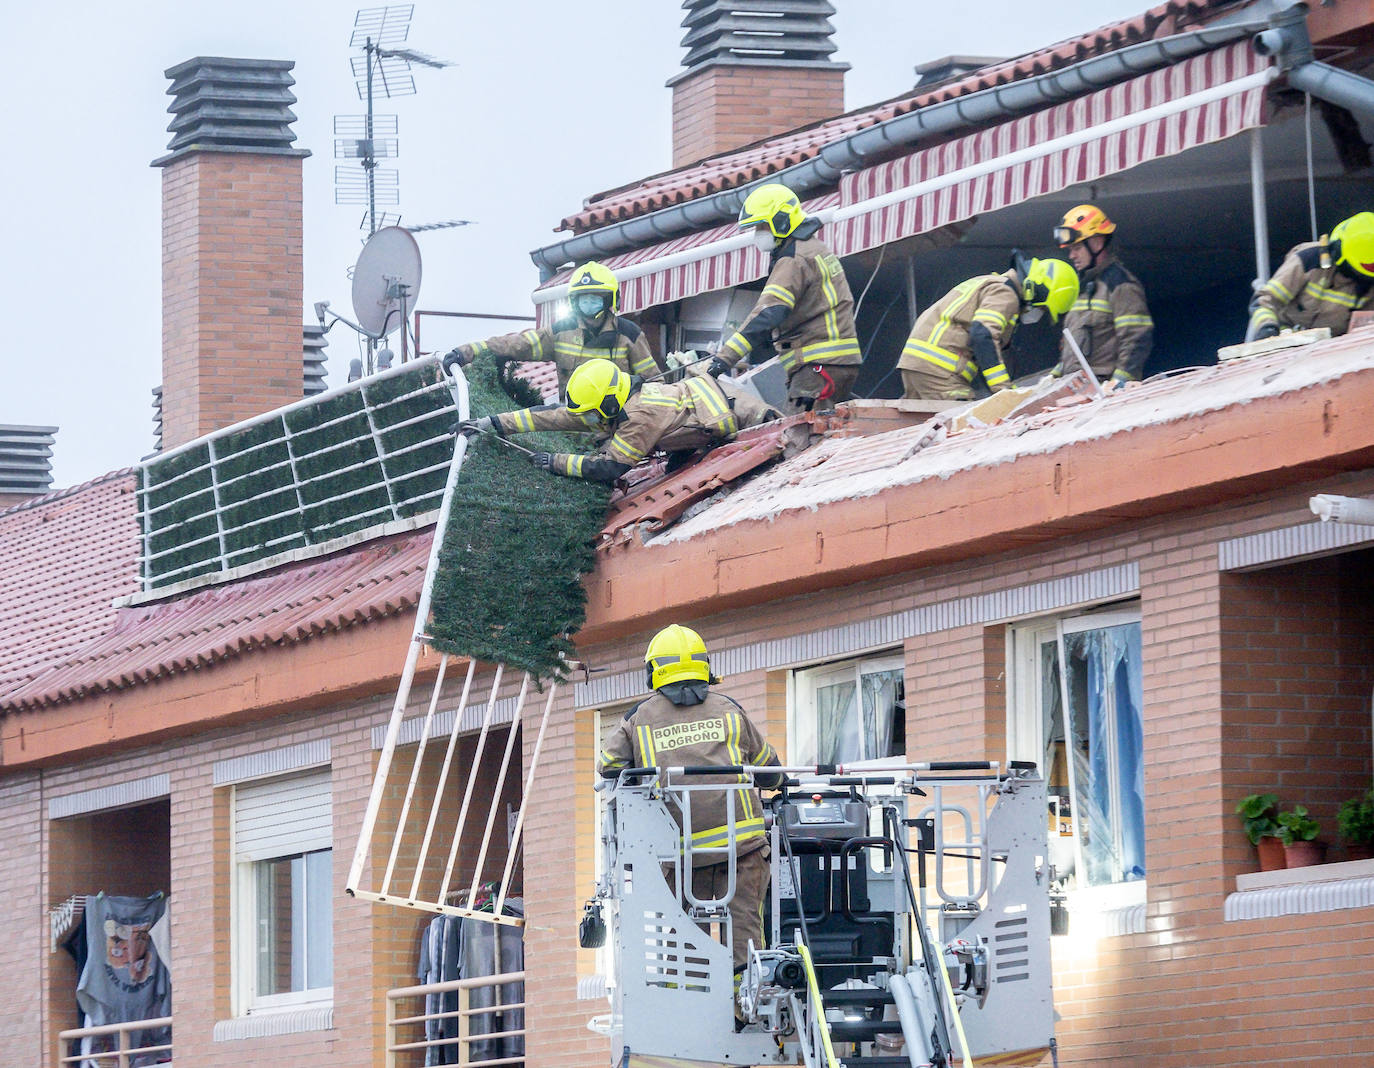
[334,4,454,237]
[315,226,423,376]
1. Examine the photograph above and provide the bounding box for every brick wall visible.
[160,151,305,450]
[671,64,845,167]
[523,467,1374,1068]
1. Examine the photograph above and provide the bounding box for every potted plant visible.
[1336,785,1374,861]
[1235,793,1285,871]
[1276,804,1327,867]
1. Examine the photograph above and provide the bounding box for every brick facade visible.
[159,151,305,450]
[670,64,846,167]
[522,466,1374,1068]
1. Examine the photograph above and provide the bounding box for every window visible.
[791,653,906,766]
[233,768,333,1013]
[1008,608,1144,893]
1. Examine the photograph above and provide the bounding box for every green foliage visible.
[1234,792,1279,845]
[426,354,610,681]
[1337,785,1374,846]
[1276,804,1319,845]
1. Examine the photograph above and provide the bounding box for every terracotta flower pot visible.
[1282,839,1328,868]
[1256,836,1287,871]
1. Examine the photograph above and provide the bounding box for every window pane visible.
[305,850,333,989]
[814,679,858,763]
[254,848,333,996]
[1043,623,1144,889]
[859,668,904,760]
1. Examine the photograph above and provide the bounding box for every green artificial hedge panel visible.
[425,355,610,681]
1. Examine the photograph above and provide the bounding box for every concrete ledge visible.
[213,1005,334,1042]
[1225,861,1374,921]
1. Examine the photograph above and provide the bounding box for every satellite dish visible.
[351,225,422,338]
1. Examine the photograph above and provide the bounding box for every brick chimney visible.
[668,0,848,168]
[152,57,310,451]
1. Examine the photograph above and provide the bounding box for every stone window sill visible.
[1225,858,1374,921]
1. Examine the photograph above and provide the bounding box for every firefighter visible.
[1050,204,1153,388]
[714,183,862,412]
[899,255,1079,400]
[599,624,783,975]
[456,358,779,484]
[1247,211,1374,341]
[441,262,662,396]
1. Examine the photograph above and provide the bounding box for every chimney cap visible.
[152,56,310,168]
[674,0,849,76]
[0,424,56,498]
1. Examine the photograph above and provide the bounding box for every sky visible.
[4,0,1155,488]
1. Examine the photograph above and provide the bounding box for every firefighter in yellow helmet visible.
[899,254,1079,400]
[599,624,782,973]
[713,183,862,412]
[1051,205,1153,387]
[455,358,779,484]
[1247,212,1374,341]
[441,261,662,396]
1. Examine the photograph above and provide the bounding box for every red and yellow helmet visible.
[1054,204,1116,248]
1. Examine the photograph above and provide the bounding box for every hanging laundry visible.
[76,892,171,1066]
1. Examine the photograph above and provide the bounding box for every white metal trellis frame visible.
[137,355,458,589]
[345,366,556,928]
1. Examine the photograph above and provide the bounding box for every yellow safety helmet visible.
[645,624,711,690]
[568,261,620,317]
[566,358,631,421]
[738,182,807,240]
[1330,211,1374,279]
[1023,258,1080,322]
[1054,204,1116,247]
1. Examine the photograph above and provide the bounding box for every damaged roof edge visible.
[575,361,1374,645]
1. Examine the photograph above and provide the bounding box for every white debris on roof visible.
[654,331,1374,545]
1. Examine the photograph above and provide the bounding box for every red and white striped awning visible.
[533,41,1273,325]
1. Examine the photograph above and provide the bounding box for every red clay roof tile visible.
[560,0,1228,234]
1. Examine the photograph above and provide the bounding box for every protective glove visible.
[453,416,495,437]
[441,346,471,374]
[527,451,555,471]
[706,356,733,379]
[1252,322,1280,341]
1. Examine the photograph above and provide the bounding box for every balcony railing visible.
[57,1016,173,1066]
[386,971,525,1068]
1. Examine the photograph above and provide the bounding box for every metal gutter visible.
[530,5,1273,278]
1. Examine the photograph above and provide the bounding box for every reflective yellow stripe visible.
[723,332,749,358]
[631,349,658,377]
[509,409,538,433]
[1110,368,1136,383]
[1251,307,1279,325]
[928,279,981,350]
[1305,281,1361,308]
[1265,278,1294,302]
[683,377,738,437]
[637,723,656,766]
[1113,314,1153,329]
[983,363,1010,387]
[903,339,973,380]
[787,337,861,370]
[1071,298,1113,315]
[817,255,841,341]
[600,749,622,767]
[553,342,585,358]
[971,308,1009,329]
[639,392,683,409]
[609,433,647,464]
[523,331,544,360]
[763,284,796,308]
[691,817,766,847]
[565,454,585,477]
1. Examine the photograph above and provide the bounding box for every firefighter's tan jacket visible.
[1055,258,1153,383]
[599,690,781,865]
[490,371,773,477]
[721,222,861,375]
[1249,241,1374,337]
[897,270,1019,391]
[461,313,660,395]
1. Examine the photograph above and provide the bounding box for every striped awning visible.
[533,41,1274,324]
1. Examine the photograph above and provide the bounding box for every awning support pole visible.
[1249,126,1271,290]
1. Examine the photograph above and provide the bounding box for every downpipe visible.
[1255,0,1374,119]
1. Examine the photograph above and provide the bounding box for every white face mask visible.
[751,229,777,252]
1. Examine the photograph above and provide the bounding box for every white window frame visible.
[1007,606,1145,918]
[231,771,335,1016]
[789,652,906,769]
